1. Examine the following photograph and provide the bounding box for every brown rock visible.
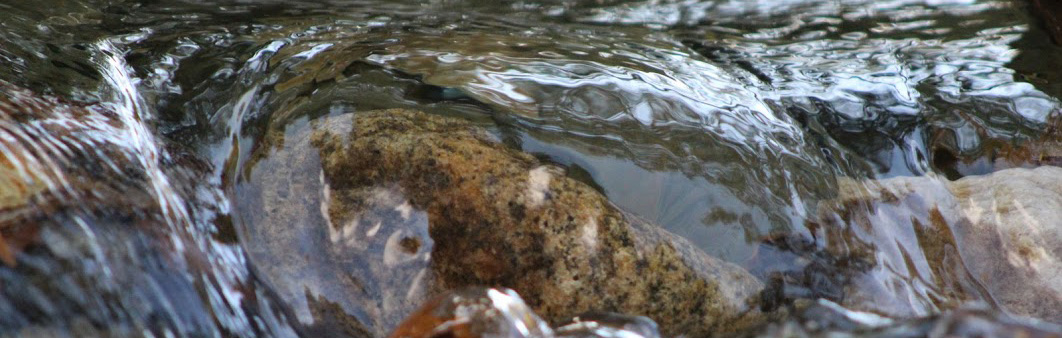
[239,108,766,337]
[312,109,766,337]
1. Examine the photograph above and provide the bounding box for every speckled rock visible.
[817,167,1062,324]
[239,108,766,337]
[313,109,767,336]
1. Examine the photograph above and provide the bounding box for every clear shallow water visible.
[0,0,1060,336]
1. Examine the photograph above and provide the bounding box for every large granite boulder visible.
[238,109,767,337]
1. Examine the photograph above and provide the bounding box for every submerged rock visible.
[258,24,842,266]
[0,79,166,268]
[388,287,554,338]
[238,109,766,337]
[389,287,662,338]
[0,80,165,230]
[0,80,225,335]
[552,312,662,338]
[931,123,1062,179]
[757,300,1062,338]
[815,166,1062,323]
[949,166,1062,322]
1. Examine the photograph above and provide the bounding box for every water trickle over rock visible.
[815,166,1062,323]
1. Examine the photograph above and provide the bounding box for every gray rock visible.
[949,166,1062,322]
[817,166,1062,323]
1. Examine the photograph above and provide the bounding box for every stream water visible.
[0,0,1060,337]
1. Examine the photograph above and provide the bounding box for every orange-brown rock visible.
[239,108,767,337]
[311,109,766,337]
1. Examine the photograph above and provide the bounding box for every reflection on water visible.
[0,0,1060,336]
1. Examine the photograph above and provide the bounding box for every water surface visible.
[0,0,1060,336]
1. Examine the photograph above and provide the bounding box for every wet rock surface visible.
[0,80,157,227]
[815,166,1062,323]
[756,301,1062,338]
[389,287,664,338]
[816,175,986,317]
[931,121,1062,179]
[238,109,767,337]
[388,287,554,338]
[0,80,226,335]
[949,166,1062,322]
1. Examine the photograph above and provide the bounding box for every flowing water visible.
[0,0,1060,336]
